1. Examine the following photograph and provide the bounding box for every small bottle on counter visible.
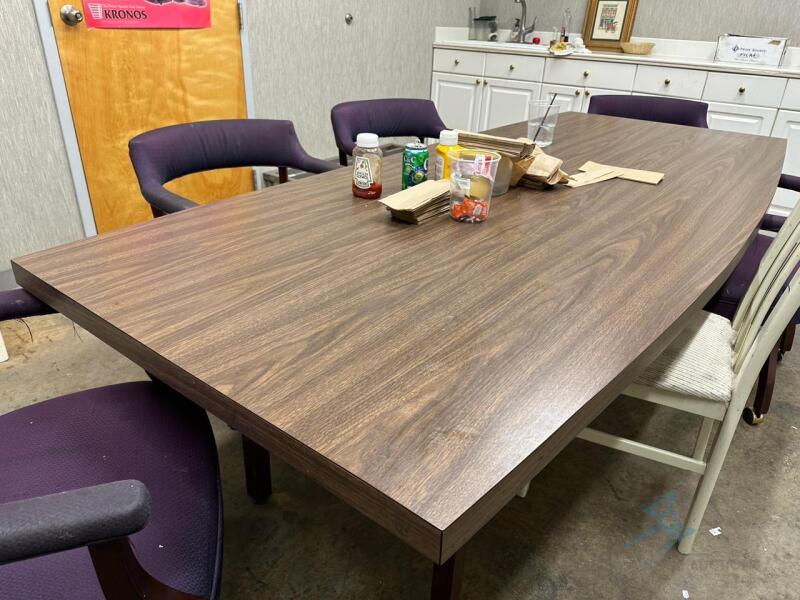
[352,133,383,199]
[434,130,462,180]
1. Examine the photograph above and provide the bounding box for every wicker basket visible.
[621,42,655,55]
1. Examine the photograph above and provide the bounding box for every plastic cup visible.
[527,101,561,148]
[449,149,502,223]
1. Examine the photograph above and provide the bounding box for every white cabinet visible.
[634,65,707,99]
[540,84,629,113]
[543,58,636,91]
[480,78,541,130]
[706,101,777,136]
[772,110,800,213]
[432,49,486,77]
[703,72,787,108]
[783,80,800,111]
[484,53,544,82]
[431,72,483,131]
[540,84,584,113]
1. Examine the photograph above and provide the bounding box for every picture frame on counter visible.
[582,0,639,53]
[715,34,789,67]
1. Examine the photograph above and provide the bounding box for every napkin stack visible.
[379,179,451,224]
[519,147,570,188]
[457,131,535,159]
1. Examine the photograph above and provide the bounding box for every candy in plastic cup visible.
[449,149,502,223]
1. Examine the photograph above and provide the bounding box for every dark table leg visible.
[431,549,465,600]
[242,435,272,504]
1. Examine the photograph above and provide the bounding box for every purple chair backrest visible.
[587,95,709,129]
[129,119,336,215]
[331,99,448,165]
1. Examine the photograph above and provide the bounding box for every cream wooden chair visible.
[519,203,800,554]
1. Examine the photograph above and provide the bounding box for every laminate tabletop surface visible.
[13,113,786,565]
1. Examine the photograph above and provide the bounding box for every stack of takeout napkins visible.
[457,131,535,159]
[379,179,451,224]
[519,146,570,188]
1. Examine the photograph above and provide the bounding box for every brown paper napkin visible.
[379,179,451,224]
[579,161,664,185]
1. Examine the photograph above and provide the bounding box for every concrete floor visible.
[1,314,798,600]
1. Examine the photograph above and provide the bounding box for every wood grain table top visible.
[13,113,786,565]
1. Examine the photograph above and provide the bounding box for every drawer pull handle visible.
[509,64,515,70]
[584,90,591,96]
[574,89,581,96]
[739,86,746,94]
[583,70,590,77]
[664,78,671,85]
[454,59,460,65]
[483,79,488,85]
[475,78,481,85]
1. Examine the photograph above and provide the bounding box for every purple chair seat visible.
[0,382,222,599]
[705,233,800,324]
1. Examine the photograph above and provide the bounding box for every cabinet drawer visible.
[703,72,787,108]
[433,49,486,76]
[544,58,636,91]
[782,79,800,111]
[633,65,707,99]
[484,53,544,81]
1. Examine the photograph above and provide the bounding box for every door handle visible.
[60,4,84,26]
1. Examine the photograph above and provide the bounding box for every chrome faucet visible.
[511,0,536,43]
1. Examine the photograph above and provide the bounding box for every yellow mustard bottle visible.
[434,130,462,180]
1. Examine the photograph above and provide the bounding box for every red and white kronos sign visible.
[83,0,211,29]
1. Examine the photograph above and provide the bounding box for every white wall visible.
[245,0,475,159]
[480,0,800,42]
[0,0,83,271]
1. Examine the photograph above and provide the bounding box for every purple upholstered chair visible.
[331,98,447,166]
[589,94,800,423]
[129,119,338,216]
[0,289,222,599]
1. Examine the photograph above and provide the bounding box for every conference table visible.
[13,113,785,598]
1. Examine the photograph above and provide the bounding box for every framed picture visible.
[582,0,639,52]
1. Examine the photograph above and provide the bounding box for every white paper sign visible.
[715,34,788,66]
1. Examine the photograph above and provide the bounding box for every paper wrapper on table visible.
[518,147,570,188]
[457,131,535,159]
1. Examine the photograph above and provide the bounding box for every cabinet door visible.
[581,87,631,113]
[772,110,800,214]
[540,84,583,114]
[705,101,777,136]
[480,78,542,131]
[431,72,483,132]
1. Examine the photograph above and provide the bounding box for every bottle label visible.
[353,156,374,189]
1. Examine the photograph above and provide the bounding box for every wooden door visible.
[479,78,541,131]
[48,0,252,233]
[431,73,483,132]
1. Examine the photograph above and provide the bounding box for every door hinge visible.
[237,0,243,31]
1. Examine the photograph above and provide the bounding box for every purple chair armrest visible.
[0,480,150,565]
[0,289,56,321]
[779,173,800,193]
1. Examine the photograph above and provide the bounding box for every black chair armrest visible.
[0,480,150,565]
[0,289,56,321]
[779,173,800,193]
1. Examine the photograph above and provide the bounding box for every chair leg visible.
[278,167,289,184]
[516,482,530,499]
[339,151,349,167]
[745,344,779,425]
[0,331,8,363]
[677,405,740,554]
[781,324,796,354]
[242,435,272,504]
[692,417,715,461]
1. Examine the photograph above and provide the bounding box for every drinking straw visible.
[532,94,557,144]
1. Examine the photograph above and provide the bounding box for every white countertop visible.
[434,29,800,80]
